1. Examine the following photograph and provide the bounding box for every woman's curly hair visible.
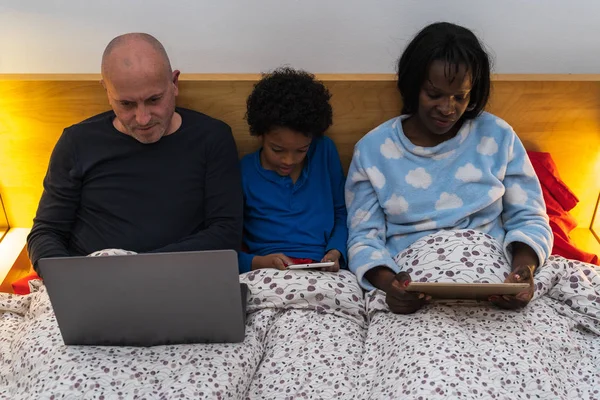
[246,67,333,137]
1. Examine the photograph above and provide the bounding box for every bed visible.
[358,230,600,399]
[0,269,367,399]
[0,74,599,399]
[1,232,598,399]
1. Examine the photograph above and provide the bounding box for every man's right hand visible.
[252,253,293,270]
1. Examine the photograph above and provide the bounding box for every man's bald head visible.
[101,33,172,81]
[100,33,181,144]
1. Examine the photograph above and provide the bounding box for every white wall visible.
[0,0,599,74]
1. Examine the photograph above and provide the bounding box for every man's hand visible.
[252,253,293,270]
[88,249,137,257]
[320,249,341,272]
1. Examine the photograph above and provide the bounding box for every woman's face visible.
[413,60,473,140]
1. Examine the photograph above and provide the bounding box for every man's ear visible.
[172,70,180,96]
[100,79,111,106]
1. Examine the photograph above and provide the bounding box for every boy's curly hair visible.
[246,67,333,137]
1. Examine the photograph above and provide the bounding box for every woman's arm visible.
[345,145,398,290]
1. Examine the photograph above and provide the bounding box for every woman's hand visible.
[366,267,430,314]
[490,242,538,309]
[320,249,341,272]
[252,253,293,270]
[385,271,431,314]
[490,264,535,309]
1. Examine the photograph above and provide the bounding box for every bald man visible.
[27,33,243,271]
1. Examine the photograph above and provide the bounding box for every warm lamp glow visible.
[592,193,600,243]
[0,228,31,292]
[0,194,9,243]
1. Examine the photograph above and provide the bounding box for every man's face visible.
[103,68,180,144]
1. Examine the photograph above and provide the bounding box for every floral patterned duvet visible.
[1,231,599,399]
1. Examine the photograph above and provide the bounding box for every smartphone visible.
[286,261,335,270]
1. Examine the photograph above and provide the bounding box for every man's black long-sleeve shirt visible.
[27,107,243,271]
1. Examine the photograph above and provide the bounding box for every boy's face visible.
[260,127,312,177]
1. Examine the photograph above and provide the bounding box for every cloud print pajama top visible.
[345,112,553,290]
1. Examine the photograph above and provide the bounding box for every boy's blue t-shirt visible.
[238,136,348,273]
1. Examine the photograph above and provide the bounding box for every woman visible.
[345,22,553,313]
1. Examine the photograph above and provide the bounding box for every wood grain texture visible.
[592,194,600,242]
[0,76,599,234]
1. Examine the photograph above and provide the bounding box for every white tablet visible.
[287,261,335,270]
[405,282,529,300]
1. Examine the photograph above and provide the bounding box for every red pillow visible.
[12,271,41,295]
[527,151,599,265]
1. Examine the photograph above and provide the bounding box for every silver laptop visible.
[38,250,248,346]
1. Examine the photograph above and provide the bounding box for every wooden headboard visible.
[0,74,599,254]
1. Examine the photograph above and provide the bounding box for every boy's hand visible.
[252,253,293,270]
[321,250,341,272]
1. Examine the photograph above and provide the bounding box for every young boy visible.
[238,67,347,273]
